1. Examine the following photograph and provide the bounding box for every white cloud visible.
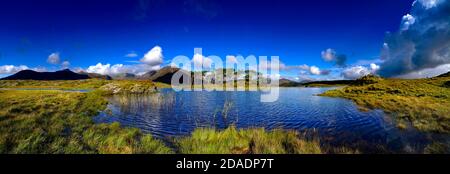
[342,66,372,79]
[140,46,163,66]
[86,63,112,75]
[85,63,159,76]
[47,53,60,65]
[61,61,70,69]
[370,63,380,72]
[310,66,321,75]
[0,65,29,74]
[401,14,416,31]
[294,64,328,75]
[321,48,337,61]
[414,0,440,9]
[125,52,139,58]
[395,63,450,79]
[341,64,381,80]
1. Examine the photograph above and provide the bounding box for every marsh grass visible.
[321,76,450,133]
[175,126,318,154]
[0,79,169,92]
[1,79,445,154]
[0,90,171,154]
[174,126,360,154]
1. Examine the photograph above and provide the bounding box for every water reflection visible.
[94,88,449,153]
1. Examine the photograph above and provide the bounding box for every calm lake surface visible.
[94,87,446,153]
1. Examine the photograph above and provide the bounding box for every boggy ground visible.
[321,75,450,134]
[0,79,448,154]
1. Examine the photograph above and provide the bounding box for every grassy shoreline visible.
[0,90,172,154]
[0,88,352,154]
[0,79,448,154]
[320,76,450,134]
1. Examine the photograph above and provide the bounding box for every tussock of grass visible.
[321,76,450,133]
[174,126,358,154]
[0,90,171,154]
[424,142,450,154]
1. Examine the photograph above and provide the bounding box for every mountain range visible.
[3,67,449,88]
[1,69,90,80]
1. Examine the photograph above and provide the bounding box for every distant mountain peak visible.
[1,69,89,80]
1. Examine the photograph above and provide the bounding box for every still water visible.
[94,88,446,153]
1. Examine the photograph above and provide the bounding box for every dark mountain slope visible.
[1,69,90,80]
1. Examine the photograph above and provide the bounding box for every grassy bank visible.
[0,89,359,154]
[1,78,447,154]
[0,79,109,90]
[175,126,359,154]
[321,75,450,133]
[0,79,170,91]
[0,90,171,154]
[0,88,344,154]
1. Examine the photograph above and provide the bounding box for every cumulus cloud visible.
[414,0,442,9]
[140,46,163,66]
[342,66,371,79]
[296,64,330,76]
[342,64,380,79]
[85,63,159,76]
[321,48,336,61]
[47,53,60,65]
[0,65,29,74]
[401,14,416,31]
[309,66,321,75]
[0,65,48,75]
[370,63,380,72]
[378,0,450,77]
[321,48,347,67]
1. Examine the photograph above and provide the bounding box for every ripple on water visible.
[93,88,446,153]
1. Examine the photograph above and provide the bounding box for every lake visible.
[94,87,446,153]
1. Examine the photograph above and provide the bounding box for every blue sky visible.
[3,0,443,80]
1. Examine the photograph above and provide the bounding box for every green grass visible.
[174,126,358,154]
[0,88,344,154]
[0,90,171,154]
[321,76,450,133]
[1,78,447,154]
[0,79,170,91]
[0,79,110,90]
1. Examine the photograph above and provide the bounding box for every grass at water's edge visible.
[174,126,363,154]
[0,89,361,154]
[0,78,448,154]
[0,90,172,154]
[320,76,450,134]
